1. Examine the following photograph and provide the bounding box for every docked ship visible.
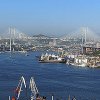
[39,53,66,63]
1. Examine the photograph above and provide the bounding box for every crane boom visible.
[15,76,26,100]
[29,77,39,100]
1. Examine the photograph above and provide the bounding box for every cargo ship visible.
[39,53,66,63]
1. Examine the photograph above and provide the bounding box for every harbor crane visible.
[9,76,40,100]
[29,77,39,100]
[15,76,26,100]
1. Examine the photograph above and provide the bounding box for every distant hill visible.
[32,34,53,39]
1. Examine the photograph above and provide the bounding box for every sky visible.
[0,0,100,36]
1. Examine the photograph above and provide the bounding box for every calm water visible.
[0,51,100,100]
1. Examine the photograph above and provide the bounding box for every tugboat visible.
[39,53,66,63]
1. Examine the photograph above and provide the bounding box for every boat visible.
[89,62,100,68]
[76,63,88,67]
[39,53,66,63]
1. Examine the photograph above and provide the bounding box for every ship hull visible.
[39,60,66,63]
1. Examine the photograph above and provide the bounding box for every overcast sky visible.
[0,0,100,36]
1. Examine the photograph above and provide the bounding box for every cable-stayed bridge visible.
[1,27,29,40]
[61,27,100,42]
[0,27,100,42]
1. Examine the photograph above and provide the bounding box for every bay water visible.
[0,51,100,100]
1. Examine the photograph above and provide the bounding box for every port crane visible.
[29,77,39,100]
[8,76,76,100]
[9,76,40,100]
[15,76,26,100]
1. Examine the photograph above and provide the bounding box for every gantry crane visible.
[15,76,26,100]
[29,77,39,100]
[10,76,40,100]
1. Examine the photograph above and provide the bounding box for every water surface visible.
[0,52,100,100]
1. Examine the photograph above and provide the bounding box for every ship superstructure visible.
[39,53,66,63]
